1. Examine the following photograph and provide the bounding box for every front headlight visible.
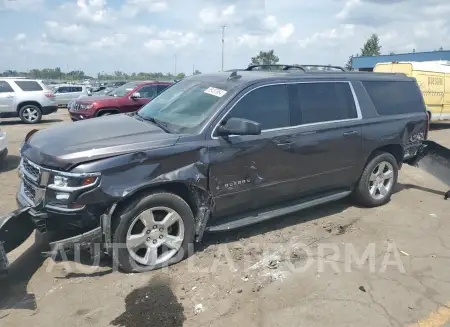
[80,103,95,110]
[50,174,98,190]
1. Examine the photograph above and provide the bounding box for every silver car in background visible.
[53,85,90,107]
[0,78,58,124]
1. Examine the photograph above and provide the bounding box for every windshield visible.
[109,82,140,97]
[137,79,229,133]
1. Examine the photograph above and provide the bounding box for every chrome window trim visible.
[210,81,362,140]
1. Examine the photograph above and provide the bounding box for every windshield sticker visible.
[204,87,227,97]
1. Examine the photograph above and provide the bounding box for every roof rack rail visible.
[246,64,307,71]
[300,65,347,72]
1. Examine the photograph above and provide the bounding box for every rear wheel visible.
[19,105,42,124]
[354,152,398,207]
[112,192,195,273]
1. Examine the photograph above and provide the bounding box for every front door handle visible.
[343,130,359,136]
[276,140,295,147]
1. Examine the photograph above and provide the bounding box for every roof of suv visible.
[193,65,413,87]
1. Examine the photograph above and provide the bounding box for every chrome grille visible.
[22,159,40,181]
[23,179,36,203]
[71,103,82,111]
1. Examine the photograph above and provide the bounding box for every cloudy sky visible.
[0,0,449,76]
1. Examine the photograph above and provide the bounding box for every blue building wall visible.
[352,51,450,70]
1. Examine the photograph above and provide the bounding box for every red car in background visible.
[69,81,173,121]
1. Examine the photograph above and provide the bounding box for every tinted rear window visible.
[0,81,14,93]
[14,80,43,91]
[362,81,425,115]
[289,82,358,125]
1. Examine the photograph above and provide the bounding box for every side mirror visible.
[130,92,141,99]
[217,117,261,136]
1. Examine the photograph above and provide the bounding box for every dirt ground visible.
[1,112,450,327]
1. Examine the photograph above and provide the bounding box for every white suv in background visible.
[0,78,58,124]
[53,85,90,107]
[0,128,7,167]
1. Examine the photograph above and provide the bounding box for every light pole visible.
[174,54,177,77]
[221,25,226,71]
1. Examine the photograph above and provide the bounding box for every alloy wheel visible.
[126,206,185,266]
[22,107,40,123]
[368,161,394,200]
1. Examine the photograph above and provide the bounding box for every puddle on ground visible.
[111,276,186,327]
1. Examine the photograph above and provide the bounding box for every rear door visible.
[285,81,363,197]
[0,80,16,113]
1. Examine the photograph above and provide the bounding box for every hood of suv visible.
[21,114,180,170]
[76,95,119,105]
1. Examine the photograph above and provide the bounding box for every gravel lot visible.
[1,112,450,327]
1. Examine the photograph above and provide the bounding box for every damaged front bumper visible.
[406,140,450,198]
[0,206,108,276]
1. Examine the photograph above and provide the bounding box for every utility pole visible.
[174,54,177,77]
[221,25,226,71]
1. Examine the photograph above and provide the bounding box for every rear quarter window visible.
[14,80,43,91]
[362,81,425,115]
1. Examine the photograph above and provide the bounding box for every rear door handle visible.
[343,130,359,136]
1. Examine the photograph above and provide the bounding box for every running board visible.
[206,190,351,232]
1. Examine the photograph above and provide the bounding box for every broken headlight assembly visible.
[46,173,100,211]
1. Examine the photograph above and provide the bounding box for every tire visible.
[112,192,195,273]
[354,152,399,207]
[19,105,42,124]
[98,110,118,117]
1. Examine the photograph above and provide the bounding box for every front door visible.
[208,83,294,218]
[123,85,158,113]
[0,80,16,113]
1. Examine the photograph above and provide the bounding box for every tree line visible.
[0,68,195,81]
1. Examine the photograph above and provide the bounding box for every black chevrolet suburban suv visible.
[0,64,432,273]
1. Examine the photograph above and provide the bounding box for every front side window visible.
[0,81,14,93]
[56,86,69,93]
[137,79,230,133]
[14,80,43,91]
[225,84,290,130]
[71,86,82,92]
[157,84,170,94]
[110,82,141,97]
[137,85,157,98]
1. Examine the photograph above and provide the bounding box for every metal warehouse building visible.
[352,50,450,71]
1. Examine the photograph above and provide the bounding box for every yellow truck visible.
[374,61,450,122]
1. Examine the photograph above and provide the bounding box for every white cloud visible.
[299,25,355,48]
[2,0,44,11]
[199,5,235,26]
[44,21,90,45]
[121,0,169,18]
[3,0,450,76]
[14,33,27,41]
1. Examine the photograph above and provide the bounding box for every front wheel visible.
[354,152,399,207]
[112,192,195,273]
